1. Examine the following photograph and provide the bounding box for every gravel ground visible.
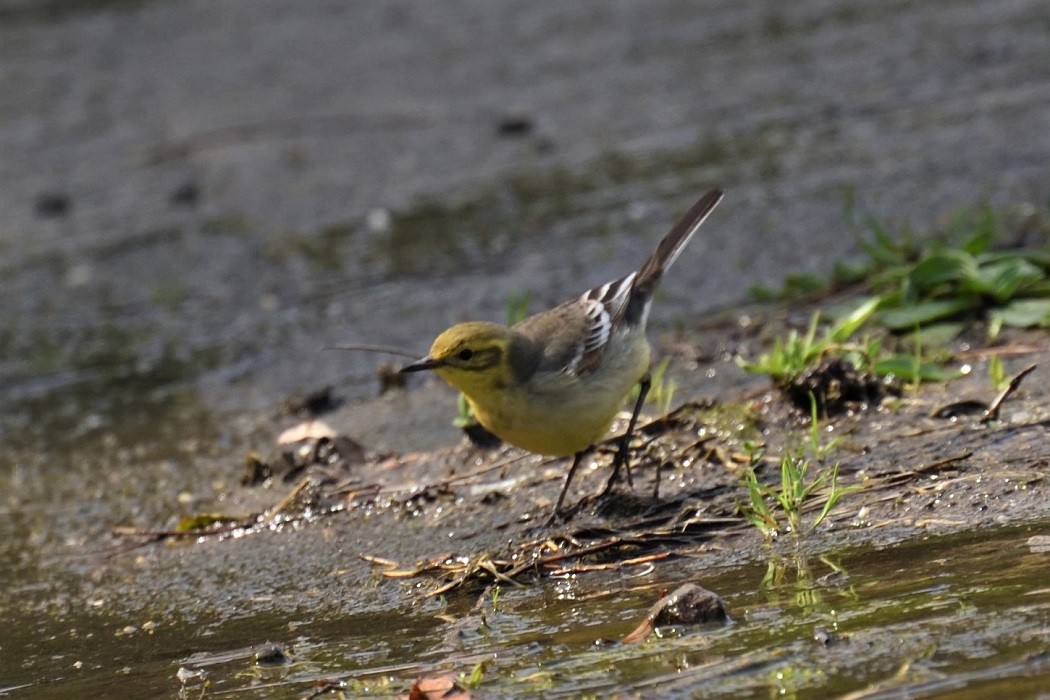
[1,0,1047,415]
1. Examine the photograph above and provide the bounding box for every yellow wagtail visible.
[402,189,724,519]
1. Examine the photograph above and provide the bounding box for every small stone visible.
[170,181,199,207]
[34,191,71,218]
[648,583,730,626]
[253,643,289,666]
[496,113,534,136]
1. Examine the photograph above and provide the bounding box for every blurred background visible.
[3,0,1049,518]
[2,1,1049,694]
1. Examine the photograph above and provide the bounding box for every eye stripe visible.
[453,346,501,370]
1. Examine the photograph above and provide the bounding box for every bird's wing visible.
[508,190,724,381]
[514,273,636,377]
[583,272,636,327]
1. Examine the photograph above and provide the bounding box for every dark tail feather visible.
[625,188,724,323]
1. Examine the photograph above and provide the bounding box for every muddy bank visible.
[3,0,1050,696]
[66,322,1050,613]
[7,316,1050,696]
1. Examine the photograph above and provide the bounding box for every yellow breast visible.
[465,332,650,456]
[468,389,621,455]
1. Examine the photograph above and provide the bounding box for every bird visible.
[400,189,724,520]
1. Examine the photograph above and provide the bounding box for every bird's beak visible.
[400,356,442,373]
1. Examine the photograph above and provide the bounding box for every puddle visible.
[4,522,1048,697]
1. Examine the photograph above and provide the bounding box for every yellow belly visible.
[467,335,650,456]
[469,390,623,455]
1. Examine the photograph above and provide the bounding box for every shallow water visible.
[5,522,1049,697]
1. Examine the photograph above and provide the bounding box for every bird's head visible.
[400,321,519,396]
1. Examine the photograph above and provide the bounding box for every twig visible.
[982,363,1037,423]
[546,551,670,576]
[266,476,313,517]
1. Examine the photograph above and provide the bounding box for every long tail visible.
[624,188,724,324]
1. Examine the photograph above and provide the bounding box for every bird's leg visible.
[602,373,651,497]
[549,448,590,524]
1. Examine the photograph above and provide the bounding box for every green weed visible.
[753,197,1050,342]
[988,354,1007,391]
[453,392,475,430]
[460,662,486,690]
[738,297,881,385]
[506,291,530,326]
[626,356,677,414]
[738,396,859,537]
[855,201,1050,338]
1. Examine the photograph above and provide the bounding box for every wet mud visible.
[3,0,1050,697]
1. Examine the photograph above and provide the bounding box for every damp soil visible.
[5,316,1050,697]
[4,0,1050,697]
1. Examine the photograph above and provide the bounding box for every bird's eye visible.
[457,348,475,361]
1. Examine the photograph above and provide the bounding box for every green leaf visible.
[749,284,777,302]
[988,354,1006,390]
[961,224,994,255]
[464,662,486,689]
[969,258,1043,302]
[878,297,977,330]
[907,250,976,292]
[977,248,1050,269]
[1021,280,1050,296]
[999,298,1050,327]
[782,272,827,298]
[858,215,906,266]
[988,308,1004,339]
[873,356,965,382]
[828,296,881,343]
[900,321,967,347]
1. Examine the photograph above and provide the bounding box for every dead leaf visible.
[277,420,337,445]
[401,674,472,700]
